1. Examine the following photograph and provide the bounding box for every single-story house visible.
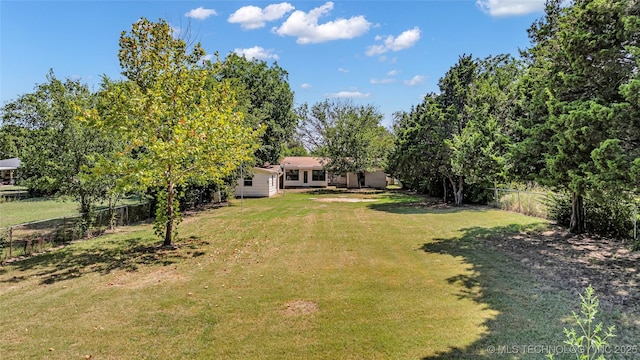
[0,158,20,185]
[333,168,390,189]
[234,165,282,198]
[280,156,328,188]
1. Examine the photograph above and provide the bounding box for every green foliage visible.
[1,71,113,235]
[520,0,639,233]
[390,54,519,205]
[92,18,262,246]
[297,99,392,179]
[208,53,297,165]
[546,192,635,239]
[548,285,616,360]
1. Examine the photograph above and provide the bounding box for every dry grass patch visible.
[282,300,319,316]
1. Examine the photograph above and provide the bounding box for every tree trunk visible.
[80,193,91,238]
[442,177,447,203]
[570,192,585,234]
[455,176,464,206]
[164,180,174,247]
[448,175,464,206]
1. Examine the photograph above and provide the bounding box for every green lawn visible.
[0,191,636,359]
[0,196,145,227]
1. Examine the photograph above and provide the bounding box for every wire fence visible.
[487,187,551,219]
[487,187,638,245]
[0,203,151,261]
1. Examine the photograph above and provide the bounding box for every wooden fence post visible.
[9,226,13,258]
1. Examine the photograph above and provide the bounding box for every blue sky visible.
[1,0,546,127]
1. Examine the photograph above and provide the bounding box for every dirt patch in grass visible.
[282,300,318,316]
[313,198,378,203]
[481,226,640,312]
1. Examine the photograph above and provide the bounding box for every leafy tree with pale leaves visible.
[91,18,261,246]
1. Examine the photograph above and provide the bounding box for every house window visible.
[244,177,253,186]
[286,169,299,181]
[312,170,325,181]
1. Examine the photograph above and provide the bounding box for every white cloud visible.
[229,3,294,30]
[234,46,279,61]
[370,78,395,84]
[387,69,398,76]
[185,7,217,20]
[301,83,312,89]
[366,27,421,56]
[327,91,371,99]
[476,0,545,16]
[274,2,371,44]
[404,75,426,86]
[338,67,349,73]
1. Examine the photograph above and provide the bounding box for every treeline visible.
[0,19,300,246]
[389,0,640,236]
[1,1,639,244]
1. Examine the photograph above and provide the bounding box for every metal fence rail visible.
[487,187,638,244]
[487,187,551,219]
[0,203,151,260]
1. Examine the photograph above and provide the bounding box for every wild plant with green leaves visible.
[548,285,616,360]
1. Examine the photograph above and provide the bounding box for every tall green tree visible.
[1,71,111,234]
[450,54,521,190]
[522,0,638,233]
[297,99,392,182]
[206,53,297,165]
[391,54,522,204]
[93,18,261,246]
[437,55,478,205]
[388,95,451,197]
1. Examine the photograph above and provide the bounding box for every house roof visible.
[280,156,327,170]
[252,165,282,174]
[0,158,20,170]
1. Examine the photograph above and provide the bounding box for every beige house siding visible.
[281,157,328,188]
[235,167,280,198]
[363,170,388,189]
[345,169,389,189]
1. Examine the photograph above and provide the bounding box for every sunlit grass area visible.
[1,191,637,359]
[0,196,145,227]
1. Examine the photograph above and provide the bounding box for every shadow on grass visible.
[368,195,491,215]
[419,223,574,359]
[1,235,206,285]
[305,188,386,195]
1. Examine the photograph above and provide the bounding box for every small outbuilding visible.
[234,165,282,198]
[0,158,20,185]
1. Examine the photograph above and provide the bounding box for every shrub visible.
[546,192,635,239]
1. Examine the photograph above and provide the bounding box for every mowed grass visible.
[0,196,144,227]
[1,191,636,359]
[0,198,80,227]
